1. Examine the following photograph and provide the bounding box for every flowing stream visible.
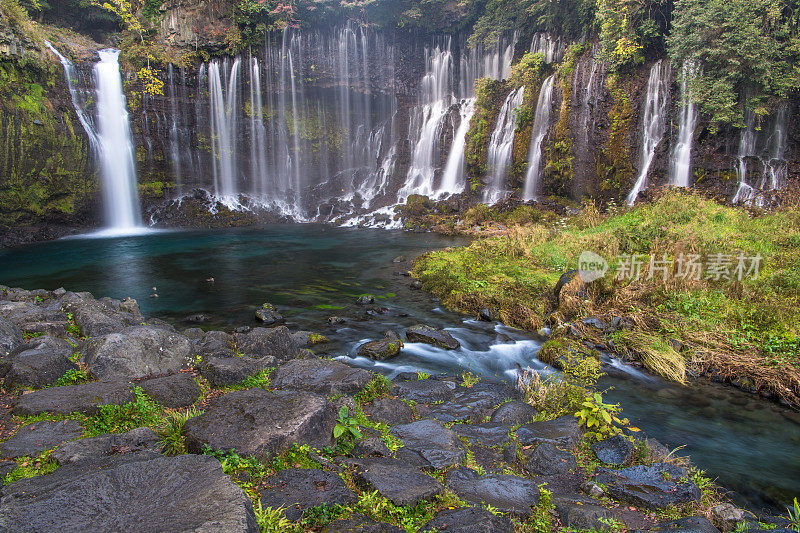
[1,226,798,513]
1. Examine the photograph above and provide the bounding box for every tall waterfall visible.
[44,41,97,147]
[400,41,454,198]
[208,58,241,199]
[626,60,670,205]
[530,33,565,64]
[483,87,524,203]
[669,63,697,188]
[522,75,556,200]
[459,33,517,97]
[94,49,142,231]
[733,108,787,205]
[573,54,602,196]
[440,98,476,195]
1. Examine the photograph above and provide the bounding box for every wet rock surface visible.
[0,420,83,459]
[422,507,514,532]
[390,419,465,469]
[591,434,635,465]
[596,463,702,509]
[271,359,374,395]
[405,324,460,349]
[444,467,541,517]
[259,468,358,521]
[347,457,444,506]
[199,355,276,387]
[136,372,201,408]
[12,380,136,416]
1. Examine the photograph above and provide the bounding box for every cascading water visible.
[530,33,565,64]
[733,108,787,205]
[483,87,524,203]
[522,75,555,200]
[573,53,603,196]
[669,63,698,188]
[626,60,670,205]
[440,98,476,195]
[44,41,97,147]
[94,49,142,232]
[459,33,517,97]
[208,58,241,200]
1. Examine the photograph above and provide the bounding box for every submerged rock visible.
[254,303,283,325]
[183,388,336,458]
[405,324,460,350]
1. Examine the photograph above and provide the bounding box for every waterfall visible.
[483,87,524,203]
[208,58,241,199]
[573,54,602,196]
[440,98,476,195]
[249,57,269,198]
[399,41,454,198]
[94,49,142,231]
[732,113,757,204]
[167,65,182,192]
[530,33,564,64]
[459,33,517,97]
[733,108,787,205]
[669,63,697,188]
[522,75,555,200]
[44,41,97,147]
[626,60,670,205]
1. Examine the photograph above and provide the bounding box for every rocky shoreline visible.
[0,285,796,532]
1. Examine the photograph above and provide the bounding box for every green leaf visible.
[334,425,344,438]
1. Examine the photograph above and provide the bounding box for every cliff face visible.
[1,1,797,242]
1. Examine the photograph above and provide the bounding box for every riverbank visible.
[411,190,800,409]
[2,284,795,532]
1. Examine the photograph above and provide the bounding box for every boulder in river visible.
[405,324,460,350]
[356,333,403,360]
[254,303,283,325]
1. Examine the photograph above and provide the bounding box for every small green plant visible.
[158,407,202,455]
[786,497,800,529]
[574,392,640,441]
[254,501,294,533]
[84,387,163,436]
[529,483,554,533]
[334,406,362,441]
[354,374,392,404]
[55,367,91,386]
[3,451,59,484]
[238,368,272,390]
[416,371,430,380]
[65,312,81,337]
[461,371,480,388]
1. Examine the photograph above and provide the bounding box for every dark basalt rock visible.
[63,294,143,337]
[405,325,460,350]
[183,388,337,459]
[137,373,202,409]
[347,457,444,506]
[393,379,454,403]
[0,461,15,481]
[291,331,330,347]
[641,516,721,533]
[591,435,635,466]
[320,513,403,532]
[12,380,135,416]
[553,494,614,530]
[0,420,83,459]
[356,335,403,361]
[235,326,300,361]
[259,468,358,521]
[199,355,276,387]
[0,454,257,532]
[356,295,375,305]
[525,443,577,476]
[271,359,374,395]
[596,463,702,510]
[1,336,78,389]
[516,415,582,448]
[490,401,539,425]
[84,325,192,380]
[0,317,22,357]
[444,467,540,517]
[353,436,392,457]
[194,330,235,358]
[422,507,514,532]
[254,303,283,325]
[390,419,464,469]
[452,423,513,446]
[362,398,413,426]
[52,427,163,465]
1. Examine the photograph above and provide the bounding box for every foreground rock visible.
[0,454,257,532]
[184,388,336,458]
[553,494,614,530]
[320,514,403,533]
[356,333,403,360]
[271,359,375,395]
[235,326,300,361]
[516,415,582,447]
[423,507,514,532]
[490,400,539,425]
[1,336,78,389]
[591,434,635,466]
[444,467,540,517]
[390,419,464,469]
[259,468,357,521]
[137,373,201,408]
[596,463,702,509]
[0,420,83,459]
[199,355,275,387]
[84,326,192,380]
[0,317,23,357]
[393,379,454,403]
[63,292,144,337]
[52,427,163,465]
[12,380,135,416]
[362,398,413,426]
[347,457,444,506]
[405,325,460,350]
[643,516,721,533]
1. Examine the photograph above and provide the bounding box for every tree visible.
[669,0,800,129]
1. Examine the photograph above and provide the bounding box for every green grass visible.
[414,191,800,405]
